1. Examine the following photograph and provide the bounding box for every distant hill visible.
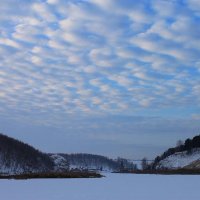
[153,135,200,169]
[58,153,120,171]
[0,133,54,175]
[49,153,137,172]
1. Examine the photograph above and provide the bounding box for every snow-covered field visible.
[0,173,200,200]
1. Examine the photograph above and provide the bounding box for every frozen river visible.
[0,173,200,200]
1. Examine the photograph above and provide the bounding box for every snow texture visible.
[50,154,69,171]
[0,173,200,200]
[157,148,200,169]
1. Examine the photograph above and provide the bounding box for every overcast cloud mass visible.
[0,0,200,159]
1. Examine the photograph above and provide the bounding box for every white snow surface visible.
[157,148,200,169]
[0,173,200,200]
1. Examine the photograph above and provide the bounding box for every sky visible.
[0,0,200,159]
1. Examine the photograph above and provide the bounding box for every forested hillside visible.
[0,133,135,175]
[0,133,54,174]
[59,153,119,171]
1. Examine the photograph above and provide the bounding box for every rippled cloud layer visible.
[0,0,200,157]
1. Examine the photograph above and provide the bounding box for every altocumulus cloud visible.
[0,0,200,158]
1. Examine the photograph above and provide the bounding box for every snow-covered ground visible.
[0,173,200,200]
[157,148,200,169]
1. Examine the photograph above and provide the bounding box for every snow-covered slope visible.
[50,154,69,172]
[184,159,200,169]
[156,148,200,169]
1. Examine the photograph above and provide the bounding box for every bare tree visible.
[141,157,148,170]
[133,164,138,171]
[176,140,183,147]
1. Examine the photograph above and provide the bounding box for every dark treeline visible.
[58,154,136,171]
[153,135,200,168]
[0,133,54,174]
[60,153,119,170]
